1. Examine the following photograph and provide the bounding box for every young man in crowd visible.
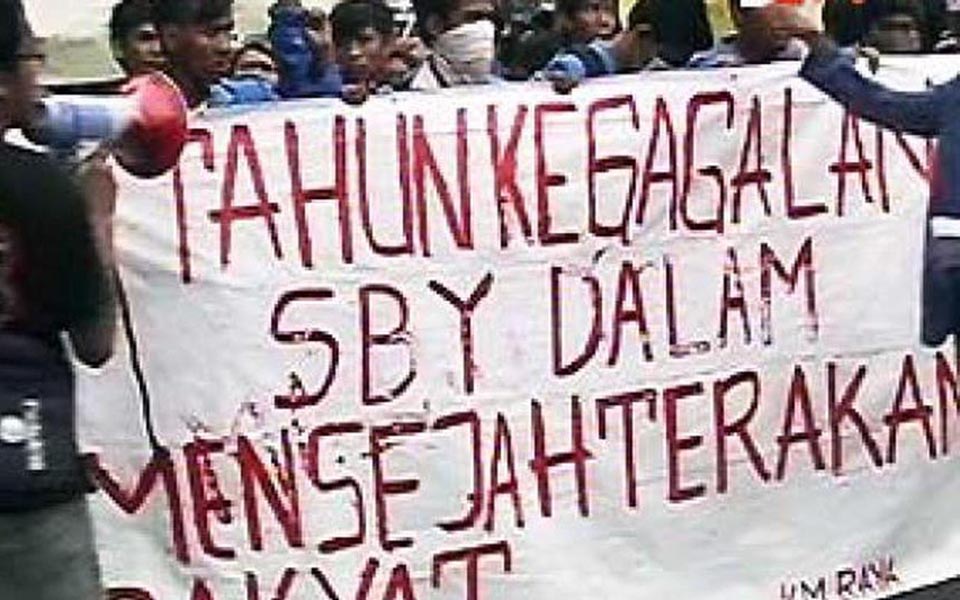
[330,0,400,94]
[0,1,118,597]
[688,0,809,67]
[758,2,960,347]
[409,0,500,89]
[555,0,619,45]
[110,0,166,77]
[540,0,666,92]
[153,0,236,108]
[50,0,166,94]
[865,0,925,54]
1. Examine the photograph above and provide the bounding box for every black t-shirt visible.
[0,141,109,509]
[0,141,108,343]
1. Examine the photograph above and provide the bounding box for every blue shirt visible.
[269,5,342,98]
[209,76,280,107]
[540,40,619,84]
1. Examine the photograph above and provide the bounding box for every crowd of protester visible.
[75,0,960,107]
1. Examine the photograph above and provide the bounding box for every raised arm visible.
[759,4,951,138]
[800,36,948,138]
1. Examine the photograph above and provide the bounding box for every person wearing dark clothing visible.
[763,4,960,346]
[409,0,500,89]
[555,0,619,45]
[655,0,712,66]
[269,0,342,98]
[540,0,665,90]
[0,1,117,597]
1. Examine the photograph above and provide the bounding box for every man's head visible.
[412,0,498,43]
[730,0,796,63]
[153,0,235,105]
[868,0,924,53]
[625,0,660,66]
[0,0,43,131]
[412,0,498,78]
[330,0,395,85]
[110,0,166,76]
[556,0,617,44]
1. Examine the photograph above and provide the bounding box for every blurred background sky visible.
[22,0,284,79]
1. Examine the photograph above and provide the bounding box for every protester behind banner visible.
[408,0,499,88]
[110,0,166,77]
[269,0,343,98]
[153,0,236,108]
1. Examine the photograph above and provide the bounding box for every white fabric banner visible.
[79,57,960,600]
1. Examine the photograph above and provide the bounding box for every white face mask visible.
[433,19,496,80]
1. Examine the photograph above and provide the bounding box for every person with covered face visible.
[268,0,343,98]
[408,0,500,89]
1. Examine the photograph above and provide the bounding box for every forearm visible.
[69,158,118,368]
[799,34,942,137]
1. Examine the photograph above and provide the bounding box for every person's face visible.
[234,47,279,87]
[870,14,923,54]
[736,6,791,63]
[335,27,390,86]
[162,14,235,88]
[597,4,618,39]
[631,20,658,65]
[568,0,607,43]
[119,23,166,76]
[382,36,424,87]
[1,54,43,130]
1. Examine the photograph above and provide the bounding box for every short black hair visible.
[556,0,590,19]
[110,0,155,46]
[0,0,23,72]
[411,0,458,41]
[152,0,233,26]
[331,0,394,46]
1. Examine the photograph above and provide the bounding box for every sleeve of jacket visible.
[269,6,340,98]
[541,41,618,84]
[800,43,951,138]
[209,78,281,107]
